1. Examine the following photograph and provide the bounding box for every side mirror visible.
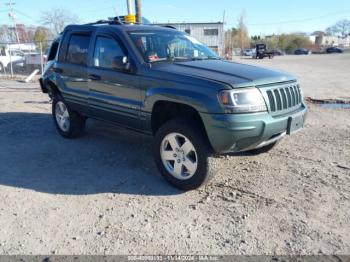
[113,56,131,71]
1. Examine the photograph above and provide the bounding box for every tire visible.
[248,141,279,155]
[153,118,212,191]
[52,94,86,138]
[0,63,4,72]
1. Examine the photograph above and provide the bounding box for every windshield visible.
[128,30,220,63]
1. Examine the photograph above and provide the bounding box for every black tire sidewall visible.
[153,118,210,191]
[52,95,85,138]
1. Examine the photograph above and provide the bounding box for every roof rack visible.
[85,16,124,26]
[84,17,179,30]
[162,25,177,30]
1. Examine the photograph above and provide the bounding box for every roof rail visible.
[84,17,180,29]
[162,25,177,30]
[85,16,124,26]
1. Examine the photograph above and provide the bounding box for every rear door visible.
[55,30,92,114]
[87,31,141,129]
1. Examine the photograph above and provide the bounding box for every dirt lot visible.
[0,54,349,255]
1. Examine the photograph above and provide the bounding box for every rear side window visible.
[66,34,90,65]
[48,41,59,61]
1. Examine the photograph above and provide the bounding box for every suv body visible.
[40,22,307,190]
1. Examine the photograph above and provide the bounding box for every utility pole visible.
[135,0,142,24]
[127,0,133,15]
[125,0,136,24]
[222,10,226,57]
[6,0,20,45]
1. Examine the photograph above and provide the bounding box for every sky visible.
[1,0,350,36]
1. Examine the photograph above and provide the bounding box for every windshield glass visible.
[128,30,220,63]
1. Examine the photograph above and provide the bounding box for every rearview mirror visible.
[113,56,131,71]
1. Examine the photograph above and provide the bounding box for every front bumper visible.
[200,104,308,153]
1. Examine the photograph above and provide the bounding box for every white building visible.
[154,22,225,56]
[315,35,350,47]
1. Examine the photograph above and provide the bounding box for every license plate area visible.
[287,113,304,135]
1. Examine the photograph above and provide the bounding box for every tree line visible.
[0,8,78,49]
[225,14,350,54]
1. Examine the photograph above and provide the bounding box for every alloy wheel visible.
[55,101,70,132]
[160,133,198,180]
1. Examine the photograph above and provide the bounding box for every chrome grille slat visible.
[290,86,296,106]
[266,91,276,112]
[295,86,301,104]
[280,88,287,109]
[285,87,291,108]
[273,89,282,110]
[262,83,303,115]
[292,86,297,105]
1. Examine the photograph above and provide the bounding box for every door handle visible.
[88,74,101,81]
[53,67,63,73]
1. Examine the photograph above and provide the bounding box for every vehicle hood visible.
[153,60,296,88]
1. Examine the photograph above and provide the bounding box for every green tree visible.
[34,27,49,50]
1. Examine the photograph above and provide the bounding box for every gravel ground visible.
[0,54,349,255]
[239,53,350,101]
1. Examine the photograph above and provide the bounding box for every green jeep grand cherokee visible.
[40,20,307,190]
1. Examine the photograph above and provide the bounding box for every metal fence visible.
[0,40,53,80]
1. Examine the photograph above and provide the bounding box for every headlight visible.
[218,88,267,113]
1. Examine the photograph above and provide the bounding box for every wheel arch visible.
[150,100,214,153]
[144,87,223,114]
[42,78,61,98]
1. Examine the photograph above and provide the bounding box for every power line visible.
[13,9,37,23]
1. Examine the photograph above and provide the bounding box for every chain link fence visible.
[0,40,53,80]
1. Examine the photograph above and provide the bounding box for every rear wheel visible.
[153,118,212,191]
[52,95,86,138]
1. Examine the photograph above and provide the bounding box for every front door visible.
[87,34,141,129]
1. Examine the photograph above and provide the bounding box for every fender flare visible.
[143,87,222,114]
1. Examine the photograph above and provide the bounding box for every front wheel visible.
[52,95,86,138]
[153,118,212,191]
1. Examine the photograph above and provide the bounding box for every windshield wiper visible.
[191,56,221,61]
[206,56,221,60]
[149,58,169,63]
[172,57,192,62]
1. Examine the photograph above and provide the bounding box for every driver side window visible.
[168,38,194,58]
[93,36,125,69]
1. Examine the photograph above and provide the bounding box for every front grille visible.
[263,83,302,114]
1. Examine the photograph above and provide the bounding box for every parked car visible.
[294,48,309,55]
[326,47,343,53]
[243,49,254,56]
[0,47,25,72]
[269,49,285,56]
[40,19,308,190]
